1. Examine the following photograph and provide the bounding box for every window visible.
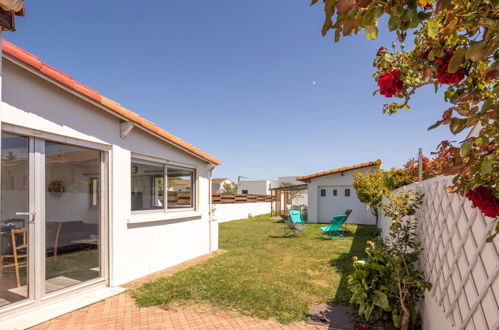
[320,189,326,197]
[167,167,195,209]
[131,161,164,211]
[131,159,196,211]
[333,189,337,196]
[345,188,351,197]
[242,189,248,194]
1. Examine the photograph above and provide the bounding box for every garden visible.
[132,215,377,324]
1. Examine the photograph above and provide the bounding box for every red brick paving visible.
[32,292,320,329]
[30,251,322,329]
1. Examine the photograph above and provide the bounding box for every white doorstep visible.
[0,286,126,330]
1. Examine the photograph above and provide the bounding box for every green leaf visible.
[475,136,488,146]
[408,16,420,29]
[365,25,378,40]
[466,41,487,62]
[427,19,440,38]
[481,159,493,174]
[388,15,400,31]
[372,290,389,309]
[448,48,466,73]
[362,8,376,27]
[461,142,472,156]
[481,99,492,114]
[449,118,466,134]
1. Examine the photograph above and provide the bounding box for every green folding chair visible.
[320,215,348,240]
[289,210,307,225]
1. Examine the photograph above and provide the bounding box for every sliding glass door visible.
[44,141,101,294]
[0,133,31,306]
[0,131,106,309]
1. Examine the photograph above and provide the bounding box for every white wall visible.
[212,202,270,222]
[237,180,275,195]
[378,177,498,330]
[2,58,217,287]
[305,166,377,225]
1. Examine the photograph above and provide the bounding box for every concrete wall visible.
[212,202,270,222]
[1,58,217,286]
[305,166,377,225]
[237,180,277,195]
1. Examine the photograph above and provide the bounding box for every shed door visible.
[317,185,362,224]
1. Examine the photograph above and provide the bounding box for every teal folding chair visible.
[320,215,348,240]
[289,210,307,225]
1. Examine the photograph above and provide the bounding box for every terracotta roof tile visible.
[212,178,229,184]
[296,160,381,182]
[2,40,221,166]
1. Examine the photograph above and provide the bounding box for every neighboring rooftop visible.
[296,160,381,182]
[2,40,221,165]
[212,178,230,184]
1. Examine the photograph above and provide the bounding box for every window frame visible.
[131,158,197,215]
[345,188,351,197]
[320,189,326,197]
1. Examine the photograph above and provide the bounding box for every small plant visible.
[348,191,431,330]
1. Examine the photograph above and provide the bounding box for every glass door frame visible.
[0,124,109,310]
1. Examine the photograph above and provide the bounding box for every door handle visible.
[15,211,36,222]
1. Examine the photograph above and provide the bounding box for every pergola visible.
[270,183,308,217]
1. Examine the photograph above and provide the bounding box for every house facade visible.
[0,40,220,324]
[211,178,233,193]
[297,161,380,225]
[237,180,278,195]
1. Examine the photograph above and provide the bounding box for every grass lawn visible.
[132,214,377,323]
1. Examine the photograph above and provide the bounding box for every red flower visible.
[466,186,499,218]
[376,47,387,57]
[436,50,465,84]
[378,69,404,97]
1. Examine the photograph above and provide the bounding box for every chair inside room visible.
[0,228,28,288]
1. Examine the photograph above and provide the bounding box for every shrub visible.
[348,191,431,330]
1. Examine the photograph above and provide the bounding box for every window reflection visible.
[45,141,101,294]
[0,133,29,306]
[131,162,164,211]
[167,168,194,209]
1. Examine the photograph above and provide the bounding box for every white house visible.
[297,161,380,225]
[237,180,278,195]
[0,40,220,325]
[211,178,233,193]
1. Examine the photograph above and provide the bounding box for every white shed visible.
[297,161,380,225]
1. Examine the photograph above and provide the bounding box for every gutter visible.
[208,167,214,252]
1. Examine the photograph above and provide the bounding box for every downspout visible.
[208,165,214,252]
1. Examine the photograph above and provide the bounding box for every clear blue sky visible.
[6,1,465,181]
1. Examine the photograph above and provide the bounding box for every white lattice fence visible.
[379,176,498,330]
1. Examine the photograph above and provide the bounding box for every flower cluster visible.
[376,47,387,57]
[466,186,499,218]
[378,69,404,97]
[436,51,465,84]
[403,155,445,183]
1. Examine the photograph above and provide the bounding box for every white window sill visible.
[127,211,202,224]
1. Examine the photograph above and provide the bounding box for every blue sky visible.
[6,1,464,181]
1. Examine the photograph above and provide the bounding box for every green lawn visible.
[132,214,377,323]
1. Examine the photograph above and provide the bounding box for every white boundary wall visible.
[378,176,498,330]
[212,202,270,222]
